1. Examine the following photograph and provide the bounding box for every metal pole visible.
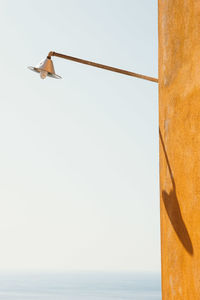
[48,51,158,83]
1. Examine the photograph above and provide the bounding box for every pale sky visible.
[0,0,159,272]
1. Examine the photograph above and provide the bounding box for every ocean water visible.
[0,272,161,300]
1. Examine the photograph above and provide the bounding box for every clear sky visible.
[0,0,159,272]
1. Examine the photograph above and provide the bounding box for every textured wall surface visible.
[159,0,200,298]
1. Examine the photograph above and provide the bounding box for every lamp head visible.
[28,57,62,79]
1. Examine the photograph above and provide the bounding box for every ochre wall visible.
[159,0,200,298]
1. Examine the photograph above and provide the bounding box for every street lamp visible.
[28,51,158,83]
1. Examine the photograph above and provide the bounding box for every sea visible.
[0,272,161,300]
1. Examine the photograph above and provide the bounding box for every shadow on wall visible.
[159,128,193,256]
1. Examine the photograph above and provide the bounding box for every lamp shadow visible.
[159,128,193,255]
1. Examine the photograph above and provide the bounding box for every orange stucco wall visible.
[159,0,200,298]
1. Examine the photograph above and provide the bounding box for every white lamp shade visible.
[28,57,62,79]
